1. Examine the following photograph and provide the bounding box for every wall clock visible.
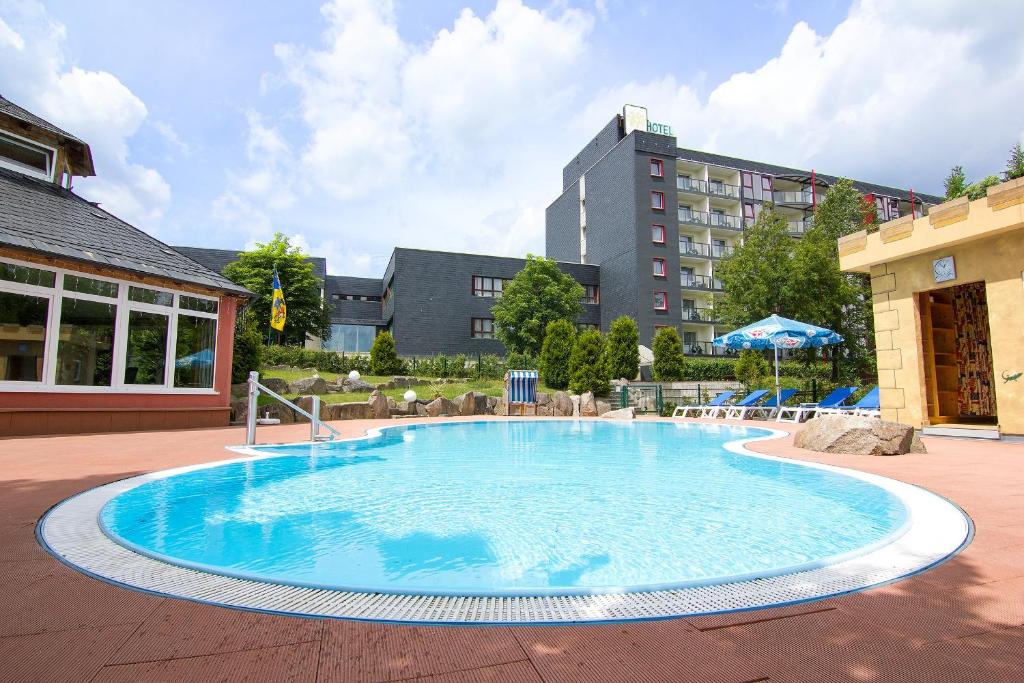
[933,256,956,283]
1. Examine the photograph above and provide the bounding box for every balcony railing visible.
[677,177,707,194]
[707,181,740,199]
[679,241,734,259]
[681,306,719,323]
[773,190,814,205]
[708,212,742,230]
[680,274,724,291]
[678,208,709,226]
[683,341,737,357]
[787,220,812,235]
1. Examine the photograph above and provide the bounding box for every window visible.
[0,256,221,392]
[471,318,496,339]
[681,266,694,287]
[654,291,668,311]
[0,131,55,180]
[324,324,377,353]
[741,172,753,189]
[651,224,666,244]
[653,258,666,277]
[472,276,508,297]
[712,238,727,258]
[650,158,664,177]
[651,191,665,210]
[761,175,773,192]
[743,202,755,219]
[581,284,600,305]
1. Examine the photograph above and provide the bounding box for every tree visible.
[538,319,576,390]
[1007,142,1024,180]
[606,316,640,381]
[491,255,584,357]
[734,349,769,390]
[651,327,685,381]
[231,313,263,384]
[965,175,1002,200]
[369,331,402,375]
[222,233,331,346]
[944,165,967,200]
[569,330,610,395]
[715,203,802,326]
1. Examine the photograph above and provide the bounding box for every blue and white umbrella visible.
[713,314,843,408]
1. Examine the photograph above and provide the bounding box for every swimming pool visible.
[100,420,909,596]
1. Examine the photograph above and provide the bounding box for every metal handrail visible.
[245,371,340,445]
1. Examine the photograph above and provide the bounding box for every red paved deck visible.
[1,416,1022,682]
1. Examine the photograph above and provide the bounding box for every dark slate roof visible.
[173,246,327,282]
[0,95,96,176]
[325,275,383,298]
[0,167,251,295]
[676,146,944,204]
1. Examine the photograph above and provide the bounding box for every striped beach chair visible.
[505,370,539,416]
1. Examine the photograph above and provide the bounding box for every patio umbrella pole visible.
[774,344,781,410]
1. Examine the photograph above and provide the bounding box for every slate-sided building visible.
[546,105,944,353]
[0,96,252,437]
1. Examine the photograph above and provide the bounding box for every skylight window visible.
[0,131,55,180]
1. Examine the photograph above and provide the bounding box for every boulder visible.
[293,395,330,421]
[324,402,373,421]
[910,432,927,453]
[230,399,247,423]
[456,391,488,416]
[288,376,328,395]
[536,392,551,406]
[579,392,597,417]
[343,378,377,393]
[395,400,415,416]
[536,403,553,417]
[425,397,458,417]
[415,401,428,417]
[596,400,611,416]
[257,402,295,424]
[794,415,926,456]
[486,396,498,414]
[552,391,573,417]
[260,376,290,394]
[602,407,635,420]
[493,396,509,416]
[231,383,249,399]
[367,390,390,419]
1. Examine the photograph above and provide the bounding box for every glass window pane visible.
[63,274,119,298]
[56,297,116,386]
[357,326,375,352]
[124,310,168,385]
[128,286,173,306]
[0,291,49,381]
[0,134,51,174]
[0,262,55,287]
[179,295,218,314]
[174,315,216,388]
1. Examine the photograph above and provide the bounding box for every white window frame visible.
[0,129,57,182]
[0,255,219,394]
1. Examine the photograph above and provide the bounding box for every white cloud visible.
[0,2,170,231]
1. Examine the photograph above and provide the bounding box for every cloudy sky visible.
[1,0,1022,276]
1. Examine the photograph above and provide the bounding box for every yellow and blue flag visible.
[270,268,287,331]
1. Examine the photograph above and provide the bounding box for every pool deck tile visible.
[1,415,1024,682]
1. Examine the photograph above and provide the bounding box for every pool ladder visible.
[245,371,340,445]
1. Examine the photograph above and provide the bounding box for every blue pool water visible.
[100,421,909,596]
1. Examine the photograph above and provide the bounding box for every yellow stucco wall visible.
[840,178,1024,435]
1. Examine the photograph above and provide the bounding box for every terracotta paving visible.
[1,416,1023,682]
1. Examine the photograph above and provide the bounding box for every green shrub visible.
[477,354,505,379]
[569,330,610,395]
[679,357,735,381]
[261,345,372,374]
[231,315,263,384]
[606,316,640,381]
[506,351,538,373]
[370,331,402,375]
[651,327,685,381]
[734,349,770,389]
[539,319,576,390]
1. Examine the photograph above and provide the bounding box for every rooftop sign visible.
[622,104,673,137]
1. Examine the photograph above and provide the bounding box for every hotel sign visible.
[622,104,673,137]
[647,121,673,136]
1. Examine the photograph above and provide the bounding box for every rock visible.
[395,400,415,416]
[425,397,458,417]
[794,415,924,455]
[386,397,398,411]
[602,407,635,420]
[579,392,597,417]
[910,432,927,453]
[486,396,498,414]
[229,398,247,423]
[292,395,331,421]
[390,376,427,389]
[552,391,573,417]
[231,383,249,399]
[288,376,328,395]
[324,402,373,421]
[343,378,377,393]
[596,400,611,416]
[536,403,552,416]
[456,391,488,416]
[260,376,290,394]
[415,402,428,417]
[536,392,551,406]
[571,395,581,417]
[493,396,508,416]
[257,402,295,424]
[368,390,389,419]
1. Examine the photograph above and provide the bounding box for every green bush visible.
[569,330,610,395]
[369,331,403,375]
[734,349,770,389]
[679,357,735,381]
[651,327,685,381]
[231,316,263,384]
[539,319,576,390]
[261,345,372,374]
[477,354,505,379]
[506,351,538,373]
[606,316,640,381]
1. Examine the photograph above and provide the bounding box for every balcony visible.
[708,212,742,230]
[680,274,724,291]
[707,181,740,199]
[683,340,737,357]
[678,208,708,226]
[773,190,815,206]
[681,306,719,323]
[787,219,813,235]
[677,177,707,194]
[679,241,733,259]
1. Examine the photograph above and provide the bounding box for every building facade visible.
[547,105,943,353]
[0,96,252,437]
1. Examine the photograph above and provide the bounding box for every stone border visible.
[38,422,972,624]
